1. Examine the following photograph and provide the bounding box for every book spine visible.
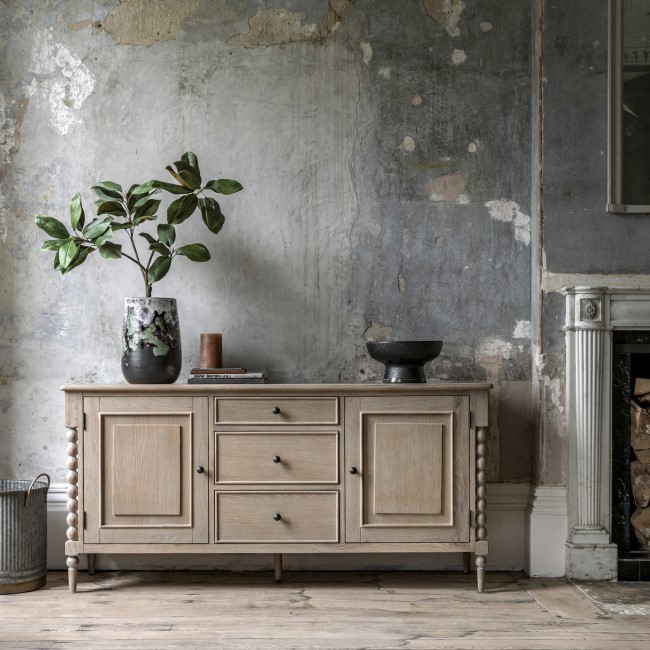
[189,368,246,374]
[187,378,268,384]
[189,373,265,379]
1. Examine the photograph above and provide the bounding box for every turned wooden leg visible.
[476,555,486,593]
[67,556,79,593]
[87,554,96,575]
[463,552,471,574]
[274,553,282,582]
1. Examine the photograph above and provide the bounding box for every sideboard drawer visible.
[215,397,339,425]
[215,491,339,542]
[215,432,339,484]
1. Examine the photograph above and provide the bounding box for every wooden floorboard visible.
[0,570,648,649]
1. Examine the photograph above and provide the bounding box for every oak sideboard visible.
[62,383,490,592]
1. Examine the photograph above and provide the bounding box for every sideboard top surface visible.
[61,382,492,395]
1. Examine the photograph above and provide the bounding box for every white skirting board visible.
[46,483,565,574]
[525,485,568,577]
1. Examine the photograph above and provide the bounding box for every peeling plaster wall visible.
[536,0,650,485]
[0,1,533,487]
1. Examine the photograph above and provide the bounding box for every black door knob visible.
[272,407,281,415]
[349,466,358,474]
[273,513,282,521]
[272,455,281,463]
[196,466,205,474]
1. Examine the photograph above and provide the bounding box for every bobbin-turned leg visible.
[475,555,486,593]
[274,554,282,582]
[67,556,79,593]
[66,426,80,593]
[475,426,488,593]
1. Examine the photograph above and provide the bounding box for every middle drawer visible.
[215,431,339,484]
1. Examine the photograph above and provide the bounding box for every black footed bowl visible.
[366,340,443,383]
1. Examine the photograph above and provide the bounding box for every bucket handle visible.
[25,473,51,507]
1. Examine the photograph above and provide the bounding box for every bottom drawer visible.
[215,491,339,543]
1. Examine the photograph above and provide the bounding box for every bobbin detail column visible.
[475,426,488,593]
[65,425,79,593]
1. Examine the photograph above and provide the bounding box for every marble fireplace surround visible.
[564,287,650,580]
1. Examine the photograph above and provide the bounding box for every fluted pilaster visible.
[574,327,604,527]
[564,287,617,579]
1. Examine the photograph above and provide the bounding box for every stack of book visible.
[187,368,267,384]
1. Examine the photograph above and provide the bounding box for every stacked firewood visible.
[630,378,650,549]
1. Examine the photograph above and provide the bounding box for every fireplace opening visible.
[612,331,650,580]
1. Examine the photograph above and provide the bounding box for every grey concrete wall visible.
[537,0,650,485]
[0,1,534,484]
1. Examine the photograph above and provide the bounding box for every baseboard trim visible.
[525,485,568,577]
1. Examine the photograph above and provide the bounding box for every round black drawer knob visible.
[272,407,281,415]
[272,456,281,463]
[196,466,205,474]
[349,466,358,474]
[273,513,282,521]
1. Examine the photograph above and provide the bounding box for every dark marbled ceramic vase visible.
[121,298,182,384]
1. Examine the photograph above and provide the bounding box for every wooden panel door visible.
[83,395,209,544]
[345,395,470,543]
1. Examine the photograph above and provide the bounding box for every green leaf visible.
[93,228,114,247]
[149,242,170,256]
[98,242,123,259]
[131,180,156,195]
[133,215,157,225]
[111,222,135,231]
[165,165,188,187]
[64,246,91,273]
[205,179,243,195]
[98,181,123,193]
[134,198,160,219]
[167,193,198,225]
[82,216,113,240]
[181,152,201,185]
[150,180,192,195]
[182,152,199,170]
[35,215,70,239]
[97,201,126,217]
[157,224,176,247]
[41,238,71,251]
[58,239,79,270]
[53,250,62,272]
[138,232,157,245]
[176,243,210,262]
[177,169,201,190]
[91,185,122,202]
[133,193,157,208]
[70,193,85,231]
[198,196,225,235]
[147,256,172,284]
[169,159,201,190]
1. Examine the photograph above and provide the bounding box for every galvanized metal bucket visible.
[0,473,50,594]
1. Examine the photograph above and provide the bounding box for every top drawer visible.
[215,397,339,425]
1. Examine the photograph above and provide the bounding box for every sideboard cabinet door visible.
[345,395,470,543]
[83,396,209,544]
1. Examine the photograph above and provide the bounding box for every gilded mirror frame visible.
[608,0,650,213]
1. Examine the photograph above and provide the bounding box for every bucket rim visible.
[0,474,50,497]
[0,480,49,495]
